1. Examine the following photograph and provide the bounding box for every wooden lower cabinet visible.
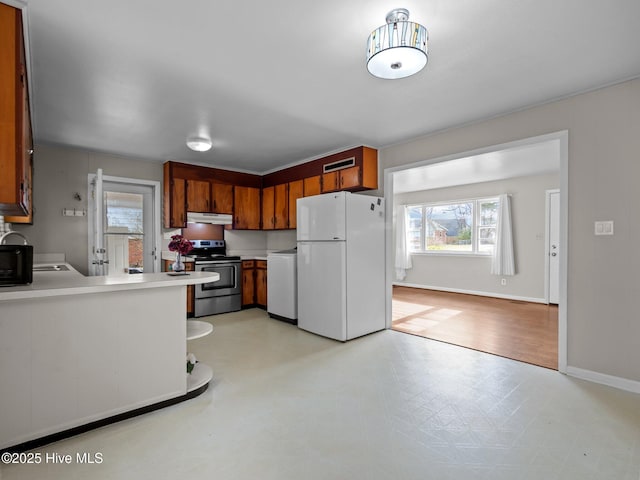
[241,259,267,308]
[255,260,267,308]
[163,259,195,316]
[242,260,255,306]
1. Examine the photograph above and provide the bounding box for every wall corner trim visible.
[565,366,640,394]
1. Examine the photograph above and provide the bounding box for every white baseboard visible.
[566,366,640,394]
[393,282,547,304]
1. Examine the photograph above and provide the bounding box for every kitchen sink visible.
[33,265,70,272]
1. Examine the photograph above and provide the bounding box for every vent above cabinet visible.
[323,156,356,173]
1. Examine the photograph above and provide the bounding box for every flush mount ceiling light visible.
[186,136,212,152]
[366,8,428,80]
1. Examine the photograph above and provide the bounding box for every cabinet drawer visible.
[242,260,255,268]
[256,260,267,269]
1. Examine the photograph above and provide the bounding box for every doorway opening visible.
[384,131,568,371]
[87,171,161,276]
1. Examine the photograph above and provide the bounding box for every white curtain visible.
[395,205,412,280]
[491,194,515,276]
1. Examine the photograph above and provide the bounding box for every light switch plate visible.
[594,221,614,236]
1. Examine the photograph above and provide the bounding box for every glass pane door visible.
[104,191,146,274]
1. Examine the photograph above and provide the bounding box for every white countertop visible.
[0,263,219,302]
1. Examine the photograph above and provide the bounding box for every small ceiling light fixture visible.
[366,8,428,80]
[186,136,212,152]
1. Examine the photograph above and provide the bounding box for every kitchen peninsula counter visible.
[0,263,219,452]
[0,262,217,301]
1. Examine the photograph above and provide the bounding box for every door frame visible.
[87,174,162,275]
[545,189,560,304]
[383,130,569,373]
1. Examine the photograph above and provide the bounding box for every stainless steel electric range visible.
[186,239,242,317]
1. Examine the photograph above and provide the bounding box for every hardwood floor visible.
[392,286,558,370]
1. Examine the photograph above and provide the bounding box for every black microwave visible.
[0,245,33,286]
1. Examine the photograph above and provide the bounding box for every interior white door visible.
[297,241,347,340]
[91,169,107,275]
[547,190,560,304]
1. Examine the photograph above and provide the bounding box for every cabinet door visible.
[211,182,233,214]
[242,266,255,306]
[288,180,303,229]
[186,179,211,212]
[186,262,195,316]
[8,28,32,223]
[321,172,338,193]
[0,5,29,217]
[339,166,361,190]
[303,176,321,197]
[234,186,261,230]
[274,184,288,229]
[261,186,275,230]
[255,262,267,307]
[170,178,187,227]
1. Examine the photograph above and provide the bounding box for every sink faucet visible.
[0,230,29,245]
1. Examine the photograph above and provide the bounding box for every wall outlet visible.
[501,278,507,286]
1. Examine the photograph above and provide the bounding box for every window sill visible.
[409,251,493,258]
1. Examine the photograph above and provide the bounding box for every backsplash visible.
[224,229,296,256]
[266,230,297,252]
[224,230,267,257]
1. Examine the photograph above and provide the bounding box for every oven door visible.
[195,261,240,299]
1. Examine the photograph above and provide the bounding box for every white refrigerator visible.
[296,191,385,341]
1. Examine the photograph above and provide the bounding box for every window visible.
[407,197,499,255]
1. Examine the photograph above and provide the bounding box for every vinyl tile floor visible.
[2,309,640,480]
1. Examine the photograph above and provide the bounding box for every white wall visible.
[379,78,640,384]
[395,173,559,301]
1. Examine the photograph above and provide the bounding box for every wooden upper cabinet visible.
[211,182,233,214]
[321,171,339,193]
[234,186,261,230]
[263,183,294,229]
[338,166,361,190]
[274,183,288,229]
[320,147,377,193]
[186,179,211,212]
[261,186,275,230]
[0,4,32,219]
[163,146,376,230]
[167,177,187,227]
[303,176,321,197]
[288,180,303,229]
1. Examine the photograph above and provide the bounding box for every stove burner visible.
[185,239,239,262]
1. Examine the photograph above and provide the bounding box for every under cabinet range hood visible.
[186,212,233,225]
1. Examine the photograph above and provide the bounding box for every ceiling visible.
[24,0,640,174]
[393,139,560,194]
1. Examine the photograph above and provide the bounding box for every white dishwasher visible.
[267,249,297,324]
